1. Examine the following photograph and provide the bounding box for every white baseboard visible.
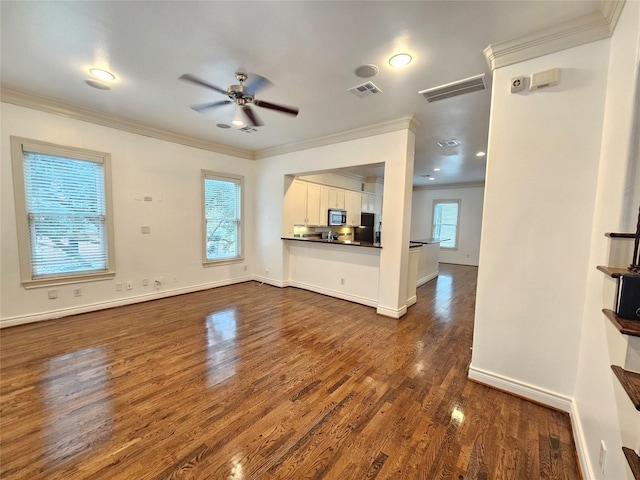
[376,304,408,318]
[0,275,255,328]
[468,364,593,479]
[252,275,287,288]
[417,271,439,287]
[285,280,378,308]
[406,295,417,307]
[468,364,573,412]
[570,401,595,480]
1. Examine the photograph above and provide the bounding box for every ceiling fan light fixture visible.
[89,68,115,81]
[389,53,412,67]
[231,117,245,127]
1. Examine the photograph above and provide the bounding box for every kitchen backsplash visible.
[293,225,354,241]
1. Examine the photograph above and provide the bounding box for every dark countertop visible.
[410,238,446,244]
[282,237,382,249]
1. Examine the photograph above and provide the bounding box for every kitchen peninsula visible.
[281,236,439,311]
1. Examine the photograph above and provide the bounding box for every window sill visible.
[22,271,116,289]
[202,257,244,267]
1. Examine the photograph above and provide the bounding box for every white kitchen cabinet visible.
[284,179,308,233]
[345,190,362,226]
[319,186,329,226]
[306,182,322,226]
[328,188,345,209]
[361,192,376,213]
[284,180,325,231]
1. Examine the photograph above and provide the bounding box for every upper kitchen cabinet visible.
[283,179,325,234]
[345,190,362,226]
[306,183,322,226]
[362,193,375,213]
[328,188,345,210]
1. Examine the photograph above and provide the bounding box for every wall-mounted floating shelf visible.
[603,309,640,337]
[598,230,640,478]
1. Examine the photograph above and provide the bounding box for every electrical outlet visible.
[340,278,345,285]
[265,269,269,275]
[126,281,133,290]
[115,283,123,292]
[173,276,178,283]
[73,288,82,297]
[48,290,58,300]
[599,440,607,473]
[142,278,149,287]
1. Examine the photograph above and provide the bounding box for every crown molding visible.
[254,115,421,160]
[483,0,626,71]
[2,88,421,162]
[1,88,254,160]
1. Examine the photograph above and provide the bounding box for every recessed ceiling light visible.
[389,53,412,67]
[89,68,115,82]
[476,151,486,157]
[231,117,245,127]
[434,168,441,172]
[428,177,435,181]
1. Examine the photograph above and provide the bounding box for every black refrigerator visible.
[354,213,375,243]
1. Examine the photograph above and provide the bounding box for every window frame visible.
[10,136,116,288]
[432,199,461,250]
[201,170,244,266]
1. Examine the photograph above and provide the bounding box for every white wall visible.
[0,103,256,325]
[287,241,380,306]
[471,41,610,401]
[411,186,484,266]
[573,1,640,479]
[471,3,640,476]
[253,124,416,317]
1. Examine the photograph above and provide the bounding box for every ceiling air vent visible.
[437,139,459,148]
[239,126,258,133]
[419,73,487,103]
[348,81,382,98]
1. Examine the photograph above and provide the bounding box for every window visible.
[433,199,460,249]
[202,171,243,264]
[11,137,115,288]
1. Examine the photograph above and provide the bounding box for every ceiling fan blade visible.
[190,100,233,112]
[253,99,299,116]
[242,105,263,127]
[243,73,272,97]
[179,73,228,95]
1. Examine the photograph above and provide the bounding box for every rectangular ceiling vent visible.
[348,81,382,98]
[239,126,258,133]
[437,139,459,148]
[419,73,487,103]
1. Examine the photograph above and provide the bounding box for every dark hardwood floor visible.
[0,264,581,479]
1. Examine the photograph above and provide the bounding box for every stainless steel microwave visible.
[328,209,347,226]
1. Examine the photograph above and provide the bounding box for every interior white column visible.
[376,120,417,318]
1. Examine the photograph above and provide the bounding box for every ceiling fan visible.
[179,72,299,127]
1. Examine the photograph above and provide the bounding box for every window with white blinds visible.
[202,171,243,264]
[11,137,115,288]
[432,199,460,249]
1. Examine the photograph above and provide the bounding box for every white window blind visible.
[11,136,115,288]
[23,152,109,278]
[203,172,242,263]
[433,200,460,249]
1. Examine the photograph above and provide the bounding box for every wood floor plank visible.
[0,265,581,479]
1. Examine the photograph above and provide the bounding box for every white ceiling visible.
[0,1,602,187]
